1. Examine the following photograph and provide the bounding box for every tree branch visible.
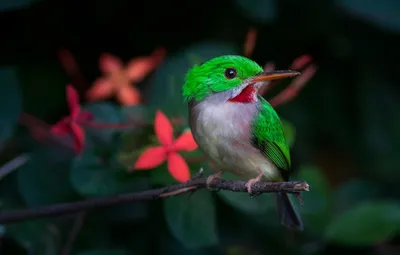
[0,174,309,225]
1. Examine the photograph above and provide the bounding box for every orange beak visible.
[250,70,300,83]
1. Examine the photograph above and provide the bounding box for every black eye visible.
[224,68,237,79]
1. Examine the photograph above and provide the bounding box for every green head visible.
[182,55,299,103]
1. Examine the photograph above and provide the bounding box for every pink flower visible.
[133,110,198,183]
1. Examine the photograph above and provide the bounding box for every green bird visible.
[182,55,303,230]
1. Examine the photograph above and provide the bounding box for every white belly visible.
[191,101,281,181]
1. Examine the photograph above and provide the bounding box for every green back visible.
[251,96,291,172]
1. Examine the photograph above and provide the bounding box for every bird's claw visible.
[206,171,222,192]
[245,173,264,198]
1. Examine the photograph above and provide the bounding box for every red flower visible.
[51,85,94,154]
[87,47,166,106]
[133,110,198,183]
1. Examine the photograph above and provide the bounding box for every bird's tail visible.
[276,192,303,231]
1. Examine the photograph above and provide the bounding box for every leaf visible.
[70,148,150,221]
[281,119,296,148]
[17,150,79,206]
[1,197,62,255]
[145,41,239,125]
[70,148,149,197]
[336,0,400,32]
[0,0,40,11]
[333,179,382,214]
[217,172,275,215]
[83,102,124,146]
[6,219,62,255]
[325,201,400,245]
[163,189,218,249]
[234,0,276,24]
[0,67,22,152]
[295,165,331,234]
[76,250,129,255]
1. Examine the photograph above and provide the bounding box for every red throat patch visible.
[228,85,257,103]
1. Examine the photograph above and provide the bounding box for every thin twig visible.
[61,213,85,255]
[0,153,31,181]
[0,175,309,225]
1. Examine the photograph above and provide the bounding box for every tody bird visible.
[182,55,303,230]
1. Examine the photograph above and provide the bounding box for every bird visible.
[182,55,303,230]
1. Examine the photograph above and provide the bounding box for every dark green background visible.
[0,0,400,254]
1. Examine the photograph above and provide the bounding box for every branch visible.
[0,175,309,225]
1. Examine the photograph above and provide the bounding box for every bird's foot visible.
[206,171,223,192]
[245,173,264,198]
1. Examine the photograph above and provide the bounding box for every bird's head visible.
[182,55,299,104]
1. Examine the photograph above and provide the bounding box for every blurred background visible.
[0,0,400,254]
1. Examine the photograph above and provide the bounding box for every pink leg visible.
[245,172,264,194]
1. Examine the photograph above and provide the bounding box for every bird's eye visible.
[224,68,237,79]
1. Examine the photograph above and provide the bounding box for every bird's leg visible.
[206,171,223,191]
[245,172,264,197]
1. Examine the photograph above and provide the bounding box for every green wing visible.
[251,96,291,172]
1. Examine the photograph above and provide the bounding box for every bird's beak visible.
[250,70,300,83]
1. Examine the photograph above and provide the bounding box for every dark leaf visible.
[163,189,218,249]
[17,150,79,206]
[217,172,276,215]
[336,0,400,32]
[325,201,400,245]
[234,0,276,24]
[0,67,22,152]
[0,0,40,11]
[295,165,331,234]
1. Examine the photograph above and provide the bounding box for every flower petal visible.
[116,84,141,106]
[154,110,173,146]
[70,123,85,154]
[126,50,165,82]
[66,85,81,118]
[243,27,257,58]
[78,110,95,122]
[86,78,114,101]
[50,118,70,135]
[133,146,167,170]
[167,152,190,183]
[99,53,123,74]
[171,131,198,151]
[290,55,312,70]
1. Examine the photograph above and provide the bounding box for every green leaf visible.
[295,165,331,234]
[70,147,150,221]
[325,201,400,245]
[333,179,382,214]
[234,0,276,24]
[217,172,275,215]
[1,197,62,255]
[76,250,129,255]
[0,0,40,11]
[281,119,296,148]
[70,148,149,197]
[336,0,400,32]
[6,219,62,255]
[17,150,78,206]
[0,67,22,152]
[83,103,124,147]
[163,189,218,249]
[145,41,239,125]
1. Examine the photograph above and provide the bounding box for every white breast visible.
[191,100,280,180]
